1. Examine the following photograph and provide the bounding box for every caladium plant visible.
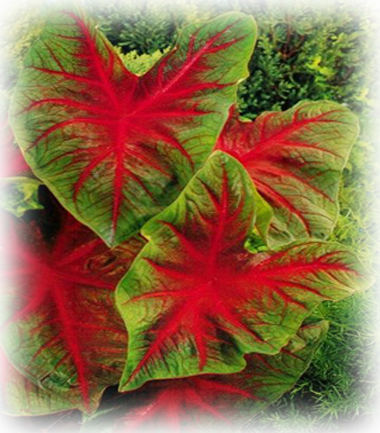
[1,6,373,433]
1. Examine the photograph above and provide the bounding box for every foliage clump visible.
[0,0,44,89]
[86,0,203,54]
[236,0,375,119]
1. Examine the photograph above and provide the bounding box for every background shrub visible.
[86,0,209,54]
[217,0,380,114]
[0,0,45,89]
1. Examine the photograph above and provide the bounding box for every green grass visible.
[244,115,380,433]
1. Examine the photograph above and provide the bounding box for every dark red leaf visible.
[216,101,359,246]
[0,206,146,413]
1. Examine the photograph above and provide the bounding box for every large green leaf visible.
[116,151,371,391]
[10,9,256,246]
[80,321,328,433]
[216,101,359,246]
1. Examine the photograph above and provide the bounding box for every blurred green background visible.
[1,0,379,431]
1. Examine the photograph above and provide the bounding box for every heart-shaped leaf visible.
[116,151,371,391]
[80,321,328,433]
[216,101,359,246]
[0,206,146,414]
[10,9,257,246]
[1,349,76,416]
[0,92,32,178]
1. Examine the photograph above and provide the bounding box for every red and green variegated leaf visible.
[0,206,146,414]
[10,9,257,247]
[216,101,359,247]
[80,321,328,433]
[1,349,75,416]
[116,151,371,391]
[0,92,32,178]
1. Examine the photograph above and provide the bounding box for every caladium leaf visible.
[80,321,328,433]
[10,9,257,246]
[0,92,32,178]
[216,101,359,247]
[0,208,146,414]
[116,151,371,391]
[1,349,75,416]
